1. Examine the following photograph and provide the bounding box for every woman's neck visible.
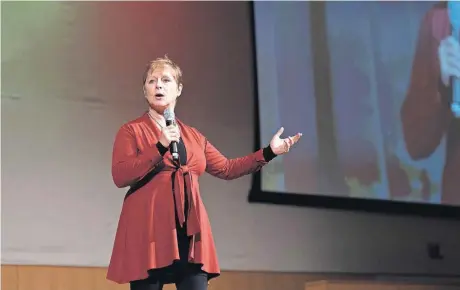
[148,107,166,128]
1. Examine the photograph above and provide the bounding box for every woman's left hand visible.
[270,127,302,155]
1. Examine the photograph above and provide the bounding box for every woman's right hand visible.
[439,36,460,86]
[159,124,180,148]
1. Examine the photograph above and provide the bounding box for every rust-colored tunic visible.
[106,112,269,284]
[401,3,460,205]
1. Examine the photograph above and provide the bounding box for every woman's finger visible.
[292,133,302,143]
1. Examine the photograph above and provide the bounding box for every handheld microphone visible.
[164,107,180,161]
[448,1,460,118]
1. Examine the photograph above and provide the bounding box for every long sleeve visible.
[400,9,453,160]
[111,125,164,188]
[204,139,271,180]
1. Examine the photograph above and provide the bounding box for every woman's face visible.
[144,65,182,113]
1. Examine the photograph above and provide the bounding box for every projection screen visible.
[250,1,460,213]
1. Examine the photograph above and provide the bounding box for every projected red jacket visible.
[401,3,460,205]
[106,112,269,284]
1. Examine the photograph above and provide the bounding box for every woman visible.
[106,56,302,290]
[401,1,460,205]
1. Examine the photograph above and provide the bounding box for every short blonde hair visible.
[142,55,183,86]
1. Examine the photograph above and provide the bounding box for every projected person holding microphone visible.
[106,56,302,290]
[401,1,460,205]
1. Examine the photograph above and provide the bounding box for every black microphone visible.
[164,107,179,161]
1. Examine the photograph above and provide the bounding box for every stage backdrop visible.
[2,1,460,276]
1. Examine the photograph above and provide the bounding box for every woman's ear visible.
[177,83,183,97]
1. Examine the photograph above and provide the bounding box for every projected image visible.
[253,1,321,197]
[253,1,460,206]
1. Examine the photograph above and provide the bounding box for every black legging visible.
[129,272,208,290]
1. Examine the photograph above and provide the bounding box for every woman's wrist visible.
[156,141,168,156]
[262,145,277,162]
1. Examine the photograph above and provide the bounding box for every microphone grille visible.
[164,107,175,121]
